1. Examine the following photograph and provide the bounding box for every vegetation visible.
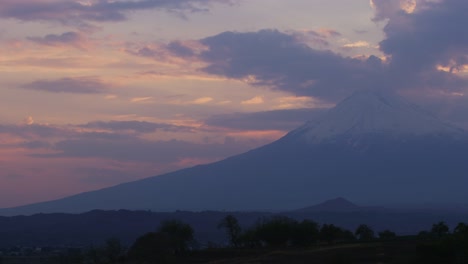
[3,216,468,263]
[355,224,375,241]
[127,220,194,263]
[218,214,242,247]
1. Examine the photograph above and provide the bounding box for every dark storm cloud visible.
[205,108,325,131]
[0,0,235,24]
[198,29,385,100]
[21,77,109,94]
[81,120,193,133]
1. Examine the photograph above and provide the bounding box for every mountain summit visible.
[288,90,464,143]
[2,91,468,216]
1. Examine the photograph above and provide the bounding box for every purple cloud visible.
[27,31,87,49]
[81,120,193,133]
[21,77,110,94]
[379,0,468,92]
[197,29,385,100]
[35,136,257,165]
[0,0,235,24]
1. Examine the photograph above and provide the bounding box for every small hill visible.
[294,197,364,212]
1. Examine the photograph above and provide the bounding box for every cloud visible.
[197,29,385,100]
[27,31,88,49]
[21,77,110,94]
[0,0,235,25]
[204,108,326,131]
[379,0,468,92]
[241,96,264,105]
[167,41,196,57]
[147,1,465,101]
[0,123,69,139]
[371,0,417,21]
[127,40,203,64]
[80,120,193,133]
[343,41,371,48]
[192,97,213,104]
[130,97,153,103]
[36,136,255,165]
[23,116,34,125]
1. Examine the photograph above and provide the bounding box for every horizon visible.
[1,0,468,208]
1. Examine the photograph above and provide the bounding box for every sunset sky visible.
[0,0,467,208]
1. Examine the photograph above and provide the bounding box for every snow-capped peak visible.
[291,90,465,143]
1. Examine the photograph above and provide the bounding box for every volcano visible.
[2,91,468,216]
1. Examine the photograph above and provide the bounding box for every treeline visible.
[417,222,468,264]
[55,216,468,264]
[217,215,380,248]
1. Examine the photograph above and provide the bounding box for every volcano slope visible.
[2,91,468,216]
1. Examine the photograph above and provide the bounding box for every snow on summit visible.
[292,90,465,143]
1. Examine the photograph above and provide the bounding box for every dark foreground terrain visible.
[1,237,466,264]
[1,210,467,264]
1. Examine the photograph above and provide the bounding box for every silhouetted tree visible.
[218,215,242,247]
[128,220,194,263]
[355,224,375,241]
[238,227,261,248]
[158,219,195,254]
[378,230,396,240]
[104,238,124,263]
[431,221,450,237]
[320,224,351,244]
[454,222,468,237]
[291,220,320,247]
[255,216,297,247]
[128,232,174,263]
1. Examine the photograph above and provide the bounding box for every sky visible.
[0,0,467,208]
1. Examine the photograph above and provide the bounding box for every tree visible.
[454,222,468,236]
[238,227,261,248]
[127,232,174,263]
[218,215,242,247]
[320,224,347,244]
[255,216,297,247]
[431,221,449,237]
[378,230,396,240]
[128,220,195,263]
[291,220,320,247]
[158,219,195,254]
[355,224,375,241]
[103,238,124,263]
